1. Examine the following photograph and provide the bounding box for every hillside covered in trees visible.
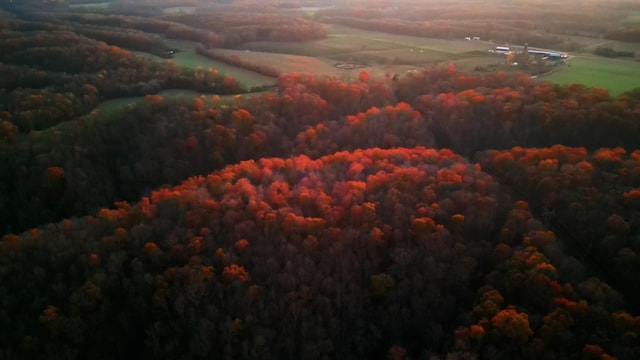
[2,1,640,360]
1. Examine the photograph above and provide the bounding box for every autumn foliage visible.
[2,4,640,358]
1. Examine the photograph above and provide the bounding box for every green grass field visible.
[68,2,110,10]
[239,24,500,80]
[245,25,493,61]
[543,56,640,96]
[245,37,400,57]
[83,41,276,131]
[621,13,640,25]
[131,45,276,89]
[104,21,640,112]
[163,39,277,88]
[20,89,274,145]
[209,48,341,74]
[95,89,269,115]
[162,6,196,15]
[325,25,495,54]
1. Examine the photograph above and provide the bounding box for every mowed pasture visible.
[592,40,640,55]
[243,24,497,67]
[238,24,501,80]
[84,41,276,125]
[202,48,392,81]
[28,89,250,146]
[205,48,340,75]
[162,6,197,15]
[554,34,617,51]
[621,13,640,25]
[68,2,111,10]
[117,19,640,98]
[96,89,268,116]
[323,25,497,54]
[543,56,640,96]
[569,36,640,55]
[163,39,277,88]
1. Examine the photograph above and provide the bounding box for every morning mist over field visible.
[1,0,640,359]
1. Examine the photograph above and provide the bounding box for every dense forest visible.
[1,1,640,360]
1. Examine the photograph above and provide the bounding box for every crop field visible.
[543,56,640,96]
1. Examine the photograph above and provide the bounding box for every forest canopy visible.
[1,1,640,359]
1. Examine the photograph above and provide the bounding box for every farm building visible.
[527,49,550,56]
[527,49,565,59]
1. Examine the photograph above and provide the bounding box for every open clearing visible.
[591,40,640,54]
[324,25,496,54]
[207,48,433,81]
[111,23,640,102]
[204,49,340,75]
[240,24,500,80]
[621,13,640,25]
[244,36,402,57]
[328,47,458,65]
[542,56,640,96]
[94,89,271,117]
[99,45,275,123]
[162,6,196,15]
[130,48,275,89]
[29,89,269,143]
[281,6,336,16]
[560,36,613,51]
[68,2,110,10]
[245,24,494,59]
[161,39,277,88]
